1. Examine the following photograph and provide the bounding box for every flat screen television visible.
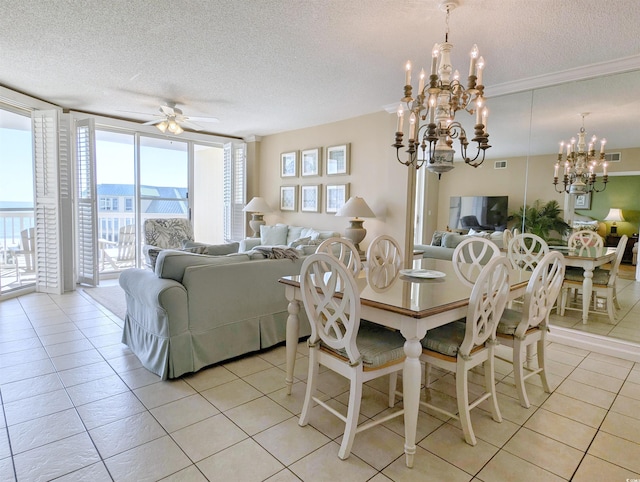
[449,196,508,232]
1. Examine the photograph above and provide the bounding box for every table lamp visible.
[243,197,273,237]
[336,196,376,254]
[604,208,625,235]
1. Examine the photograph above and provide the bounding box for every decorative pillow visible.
[466,231,491,239]
[260,224,289,246]
[181,245,208,254]
[431,230,447,247]
[205,242,240,255]
[285,225,304,245]
[182,240,240,256]
[289,236,312,248]
[442,232,466,248]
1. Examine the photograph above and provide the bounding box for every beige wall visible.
[257,111,411,253]
[255,113,640,249]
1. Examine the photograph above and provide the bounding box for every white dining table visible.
[550,246,616,324]
[279,258,530,468]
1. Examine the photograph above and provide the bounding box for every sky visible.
[0,128,34,203]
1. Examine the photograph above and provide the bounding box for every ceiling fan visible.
[142,103,219,134]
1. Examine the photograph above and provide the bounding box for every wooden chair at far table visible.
[298,252,406,460]
[495,251,566,408]
[391,256,511,446]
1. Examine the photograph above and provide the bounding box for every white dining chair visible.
[568,229,604,251]
[298,253,406,460]
[502,228,513,250]
[495,251,566,408]
[451,236,502,288]
[315,236,362,276]
[391,256,510,446]
[507,233,549,271]
[559,235,628,323]
[366,235,403,291]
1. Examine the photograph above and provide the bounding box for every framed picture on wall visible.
[325,183,349,213]
[281,151,298,177]
[301,148,321,177]
[280,185,297,211]
[575,192,591,209]
[326,144,350,175]
[301,185,321,212]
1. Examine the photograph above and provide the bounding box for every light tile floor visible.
[0,288,639,481]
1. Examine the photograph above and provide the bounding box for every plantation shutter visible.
[32,110,63,293]
[75,118,98,286]
[223,141,246,242]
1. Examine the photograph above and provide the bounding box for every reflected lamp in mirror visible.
[604,208,625,235]
[242,197,273,238]
[336,196,376,254]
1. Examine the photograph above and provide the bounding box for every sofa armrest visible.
[119,268,189,337]
[240,238,262,252]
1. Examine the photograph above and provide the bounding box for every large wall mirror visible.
[431,68,640,351]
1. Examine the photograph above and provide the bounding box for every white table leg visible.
[285,287,300,395]
[582,268,594,324]
[400,320,427,469]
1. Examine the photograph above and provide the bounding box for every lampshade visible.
[242,197,273,213]
[335,196,376,219]
[604,208,625,222]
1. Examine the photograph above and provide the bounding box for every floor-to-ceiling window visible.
[0,107,34,294]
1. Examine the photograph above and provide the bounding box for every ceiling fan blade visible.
[186,115,219,123]
[180,120,204,131]
[142,119,163,126]
[160,105,175,116]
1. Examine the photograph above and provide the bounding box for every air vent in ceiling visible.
[494,160,507,169]
[604,152,621,163]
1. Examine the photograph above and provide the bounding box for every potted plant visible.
[510,199,571,244]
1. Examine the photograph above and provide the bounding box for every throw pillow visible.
[181,246,208,254]
[442,232,466,248]
[289,236,312,248]
[260,224,288,246]
[205,242,239,256]
[431,230,446,246]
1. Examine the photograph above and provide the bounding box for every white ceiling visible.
[1,0,640,158]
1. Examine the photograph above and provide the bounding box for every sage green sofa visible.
[119,249,311,379]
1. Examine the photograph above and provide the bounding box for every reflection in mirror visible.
[420,69,640,350]
[529,70,640,346]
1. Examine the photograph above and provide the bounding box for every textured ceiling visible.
[1,0,639,158]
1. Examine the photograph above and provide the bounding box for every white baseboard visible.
[549,326,640,362]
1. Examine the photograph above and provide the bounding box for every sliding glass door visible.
[0,107,35,294]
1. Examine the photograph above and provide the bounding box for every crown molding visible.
[244,135,262,143]
[484,54,640,98]
[384,55,640,111]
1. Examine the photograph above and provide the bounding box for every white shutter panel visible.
[76,118,98,286]
[32,110,63,294]
[223,142,246,242]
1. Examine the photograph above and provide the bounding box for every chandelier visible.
[553,113,608,194]
[392,0,491,174]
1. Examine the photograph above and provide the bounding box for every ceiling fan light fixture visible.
[172,124,184,135]
[156,120,168,133]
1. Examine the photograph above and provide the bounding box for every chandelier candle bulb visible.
[600,138,606,153]
[409,112,417,140]
[482,108,488,131]
[477,57,485,85]
[559,141,564,155]
[431,44,439,74]
[405,61,411,85]
[469,44,479,76]
[603,162,608,176]
[418,69,425,93]
[396,105,404,132]
[554,163,560,178]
